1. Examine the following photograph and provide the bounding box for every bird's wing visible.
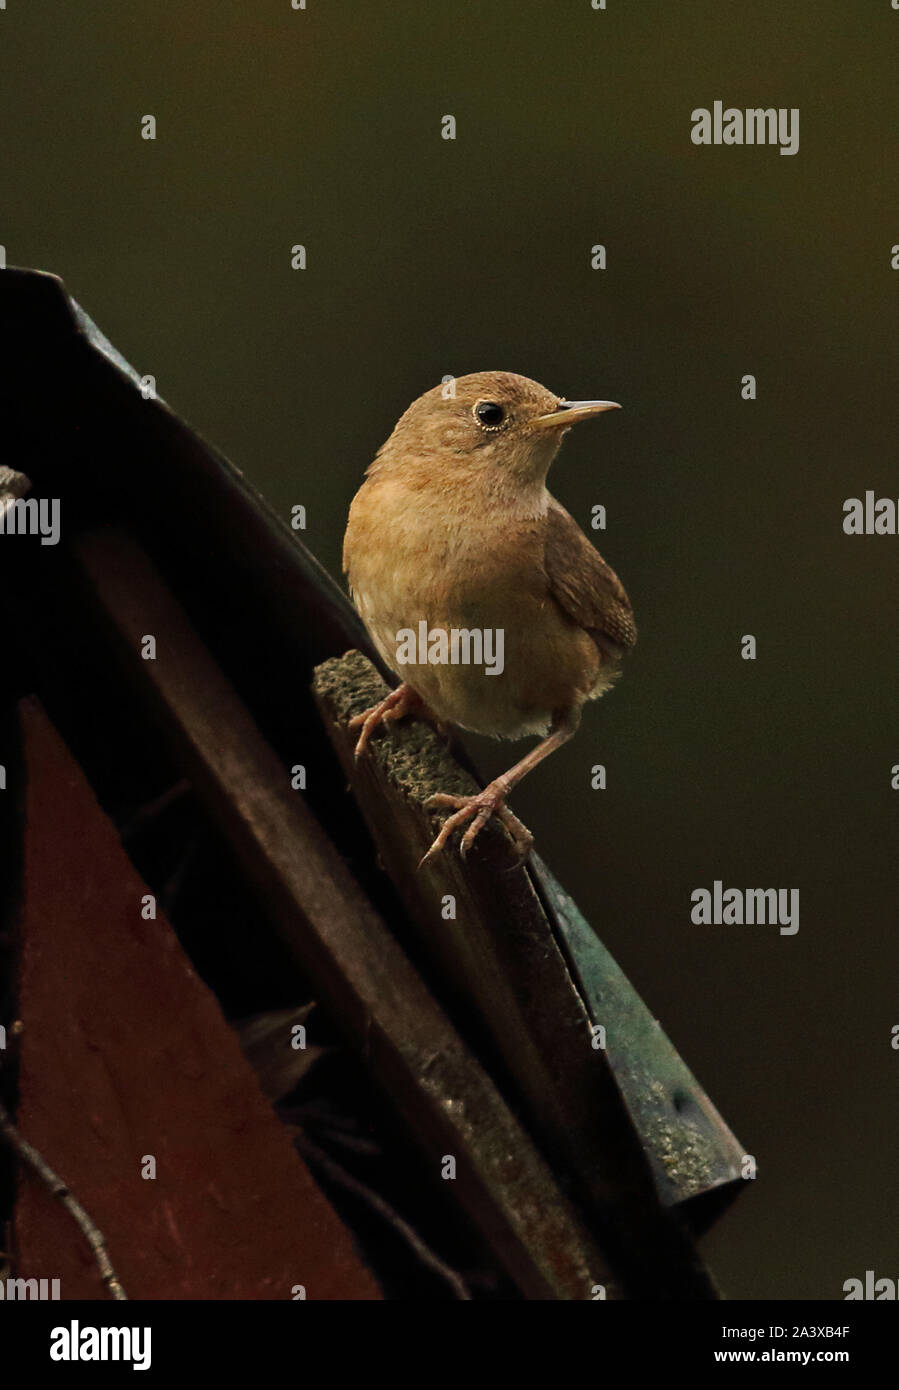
[543,500,637,651]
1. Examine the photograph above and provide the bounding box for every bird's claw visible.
[419,789,533,869]
[348,685,448,759]
[348,686,416,759]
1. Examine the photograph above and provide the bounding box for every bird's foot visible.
[349,683,446,759]
[419,781,534,868]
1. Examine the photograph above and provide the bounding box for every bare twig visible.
[0,1098,127,1299]
[294,1130,471,1301]
[119,777,191,840]
[160,836,199,916]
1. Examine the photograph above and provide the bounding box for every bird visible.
[342,370,636,866]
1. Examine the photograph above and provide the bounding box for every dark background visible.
[2,0,897,1299]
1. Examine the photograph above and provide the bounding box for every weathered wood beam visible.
[71,525,620,1301]
[315,652,720,1299]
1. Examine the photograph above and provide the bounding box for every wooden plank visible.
[314,652,719,1299]
[13,699,382,1301]
[71,525,618,1301]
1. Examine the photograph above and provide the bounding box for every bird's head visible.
[372,371,620,494]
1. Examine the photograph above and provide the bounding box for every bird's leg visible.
[349,682,447,759]
[420,711,580,867]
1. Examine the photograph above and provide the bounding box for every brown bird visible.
[342,370,636,864]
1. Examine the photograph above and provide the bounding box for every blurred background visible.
[2,0,897,1299]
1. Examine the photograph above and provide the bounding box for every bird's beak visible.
[531,399,621,431]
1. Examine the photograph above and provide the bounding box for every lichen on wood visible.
[316,650,478,809]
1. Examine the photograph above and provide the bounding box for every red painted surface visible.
[13,699,380,1300]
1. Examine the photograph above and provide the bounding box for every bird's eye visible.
[474,400,505,428]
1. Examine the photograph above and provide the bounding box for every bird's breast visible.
[344,475,603,738]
